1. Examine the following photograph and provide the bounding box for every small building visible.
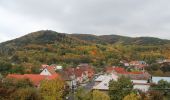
[58,71,77,89]
[78,63,95,79]
[129,61,148,70]
[132,80,150,92]
[93,74,118,92]
[40,65,57,76]
[106,66,151,80]
[93,74,150,92]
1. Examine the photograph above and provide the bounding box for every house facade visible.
[40,65,57,76]
[93,73,150,92]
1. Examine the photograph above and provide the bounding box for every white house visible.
[40,68,52,76]
[132,80,150,92]
[93,74,150,92]
[40,66,57,76]
[56,66,62,70]
[93,74,118,91]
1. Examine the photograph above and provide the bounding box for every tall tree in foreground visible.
[10,87,41,100]
[40,78,64,100]
[92,90,110,100]
[75,89,110,100]
[123,93,140,100]
[109,76,133,100]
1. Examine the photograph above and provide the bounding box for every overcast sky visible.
[0,0,170,42]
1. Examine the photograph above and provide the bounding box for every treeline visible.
[0,43,170,73]
[0,78,66,100]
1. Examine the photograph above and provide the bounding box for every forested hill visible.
[0,30,170,74]
[70,34,170,45]
[0,30,87,47]
[1,30,170,47]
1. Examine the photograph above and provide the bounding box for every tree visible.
[10,87,41,100]
[150,79,170,96]
[11,65,25,74]
[109,76,133,100]
[75,87,86,100]
[0,61,12,74]
[149,91,163,100]
[160,63,170,73]
[40,78,64,100]
[75,89,110,100]
[146,63,159,71]
[123,93,140,100]
[11,55,20,64]
[31,66,40,74]
[2,78,33,89]
[92,90,110,100]
[15,78,33,88]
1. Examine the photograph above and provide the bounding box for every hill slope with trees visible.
[0,30,170,74]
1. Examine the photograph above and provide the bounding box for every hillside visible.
[70,34,170,45]
[0,30,87,47]
[1,30,169,47]
[0,30,170,74]
[69,34,107,44]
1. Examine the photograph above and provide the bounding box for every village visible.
[5,59,170,99]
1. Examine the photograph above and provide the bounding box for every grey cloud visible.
[0,0,170,42]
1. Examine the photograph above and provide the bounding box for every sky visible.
[0,0,170,43]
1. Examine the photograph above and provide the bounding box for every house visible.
[64,67,87,84]
[129,61,148,70]
[93,73,150,92]
[50,64,63,70]
[132,80,150,92]
[78,63,95,79]
[74,67,85,83]
[61,64,94,86]
[58,71,77,89]
[157,59,170,64]
[6,73,59,87]
[105,66,151,80]
[94,75,109,86]
[120,60,129,67]
[40,65,57,76]
[93,74,118,93]
[129,61,147,66]
[113,67,151,80]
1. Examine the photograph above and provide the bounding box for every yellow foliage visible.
[92,90,110,100]
[123,93,140,100]
[40,78,64,100]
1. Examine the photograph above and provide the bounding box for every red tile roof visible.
[7,73,60,86]
[63,65,95,78]
[105,67,114,73]
[7,74,24,79]
[41,64,49,69]
[113,67,126,73]
[105,67,144,75]
[75,68,84,77]
[48,73,59,80]
[46,66,56,74]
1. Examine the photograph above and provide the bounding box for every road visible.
[83,80,95,91]
[65,78,96,100]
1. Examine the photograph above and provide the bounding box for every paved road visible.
[83,79,95,91]
[66,78,96,100]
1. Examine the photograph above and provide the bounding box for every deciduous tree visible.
[40,78,64,100]
[109,76,133,100]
